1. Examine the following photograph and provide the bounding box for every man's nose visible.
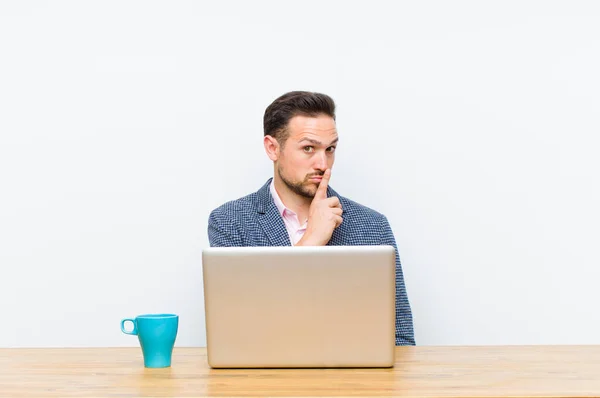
[314,151,328,170]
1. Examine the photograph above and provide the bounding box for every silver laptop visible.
[202,245,396,368]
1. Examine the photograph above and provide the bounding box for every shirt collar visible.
[269,179,296,218]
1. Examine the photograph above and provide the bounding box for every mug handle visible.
[121,318,137,335]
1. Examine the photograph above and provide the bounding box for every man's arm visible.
[380,215,416,346]
[207,208,244,247]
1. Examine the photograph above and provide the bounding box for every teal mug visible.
[121,314,179,368]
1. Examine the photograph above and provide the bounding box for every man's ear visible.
[264,135,280,161]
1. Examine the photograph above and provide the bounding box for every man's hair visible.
[263,91,336,145]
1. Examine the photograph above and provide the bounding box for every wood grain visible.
[1,345,599,397]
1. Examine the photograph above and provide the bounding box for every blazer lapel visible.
[255,179,291,247]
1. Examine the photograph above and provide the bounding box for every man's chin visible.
[301,184,318,198]
[280,174,318,198]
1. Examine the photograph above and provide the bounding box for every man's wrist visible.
[296,234,316,246]
[296,232,329,247]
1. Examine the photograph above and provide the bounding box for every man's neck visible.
[272,176,312,223]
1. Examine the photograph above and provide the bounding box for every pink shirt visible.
[270,181,307,245]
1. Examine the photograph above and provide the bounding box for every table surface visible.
[1,345,600,397]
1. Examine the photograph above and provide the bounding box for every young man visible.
[207,91,415,345]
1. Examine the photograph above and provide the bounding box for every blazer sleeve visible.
[207,208,244,247]
[380,215,416,346]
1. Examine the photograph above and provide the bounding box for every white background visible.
[1,1,599,347]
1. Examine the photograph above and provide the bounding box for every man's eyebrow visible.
[298,137,339,146]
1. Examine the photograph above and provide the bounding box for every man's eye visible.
[303,146,314,153]
[327,146,336,152]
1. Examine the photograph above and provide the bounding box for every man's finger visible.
[327,196,340,208]
[332,207,343,216]
[315,168,331,199]
[334,215,343,227]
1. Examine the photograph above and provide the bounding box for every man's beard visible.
[277,166,324,199]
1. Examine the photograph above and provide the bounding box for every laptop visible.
[201,245,396,368]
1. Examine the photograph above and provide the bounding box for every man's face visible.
[276,114,338,198]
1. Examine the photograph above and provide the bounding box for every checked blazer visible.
[207,178,415,345]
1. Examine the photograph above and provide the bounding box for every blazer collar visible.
[256,178,290,246]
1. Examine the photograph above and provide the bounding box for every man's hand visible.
[296,169,343,246]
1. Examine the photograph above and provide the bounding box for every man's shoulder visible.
[209,191,258,220]
[208,178,271,222]
[332,192,396,244]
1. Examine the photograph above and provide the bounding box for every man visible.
[207,91,415,345]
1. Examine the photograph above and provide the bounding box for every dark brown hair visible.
[263,91,336,144]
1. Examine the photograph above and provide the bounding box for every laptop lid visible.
[202,245,396,368]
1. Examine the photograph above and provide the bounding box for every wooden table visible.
[1,346,599,397]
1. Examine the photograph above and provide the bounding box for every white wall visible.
[1,0,599,348]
